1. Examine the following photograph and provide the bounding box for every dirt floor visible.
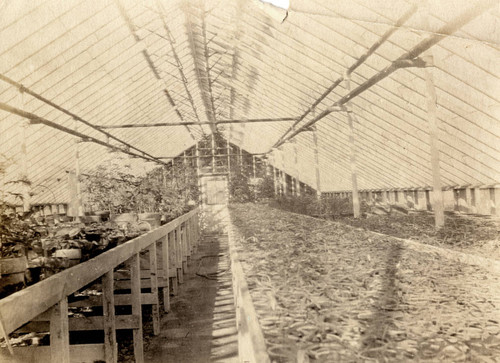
[121,231,238,363]
[229,203,500,362]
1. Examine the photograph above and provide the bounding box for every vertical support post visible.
[293,133,300,196]
[50,297,70,363]
[168,231,178,296]
[227,137,231,177]
[424,68,445,227]
[18,89,30,212]
[149,243,160,335]
[238,146,243,168]
[280,151,287,195]
[211,132,216,174]
[472,187,480,214]
[162,167,167,189]
[252,155,256,178]
[344,76,360,218]
[492,187,500,216]
[74,120,83,221]
[176,227,183,284]
[312,126,321,200]
[183,151,187,184]
[271,151,278,197]
[181,224,188,273]
[464,187,472,213]
[195,142,201,204]
[162,234,170,311]
[195,142,200,176]
[130,253,144,363]
[103,270,117,363]
[186,220,191,257]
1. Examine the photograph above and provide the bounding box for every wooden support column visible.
[465,187,472,213]
[293,136,300,196]
[50,297,70,363]
[74,120,83,221]
[211,133,216,173]
[149,242,160,335]
[252,155,256,178]
[17,89,30,212]
[195,143,201,204]
[181,224,188,273]
[183,151,187,183]
[176,227,183,284]
[168,231,178,296]
[493,187,500,216]
[312,126,321,199]
[280,151,287,195]
[227,137,231,177]
[186,220,191,257]
[424,69,445,227]
[344,77,360,218]
[162,167,167,189]
[102,271,117,363]
[194,213,200,245]
[162,234,170,311]
[473,187,481,214]
[130,254,144,363]
[271,152,278,196]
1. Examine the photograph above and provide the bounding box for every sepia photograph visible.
[0,0,499,362]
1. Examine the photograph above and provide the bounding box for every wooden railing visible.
[227,222,270,363]
[323,185,500,215]
[0,208,200,363]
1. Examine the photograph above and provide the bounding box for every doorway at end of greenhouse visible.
[200,174,229,234]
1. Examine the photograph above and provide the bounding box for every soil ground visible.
[229,203,500,362]
[139,232,238,363]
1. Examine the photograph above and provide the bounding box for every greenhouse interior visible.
[0,0,499,362]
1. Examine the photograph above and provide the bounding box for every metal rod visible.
[156,153,266,160]
[96,117,297,129]
[272,5,417,148]
[0,102,169,166]
[0,73,164,164]
[272,0,495,149]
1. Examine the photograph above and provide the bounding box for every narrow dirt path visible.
[145,232,238,363]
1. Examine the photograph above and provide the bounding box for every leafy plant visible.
[0,203,38,258]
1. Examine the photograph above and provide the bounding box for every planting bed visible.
[229,203,500,362]
[340,212,500,260]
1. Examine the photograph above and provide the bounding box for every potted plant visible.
[0,203,37,296]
